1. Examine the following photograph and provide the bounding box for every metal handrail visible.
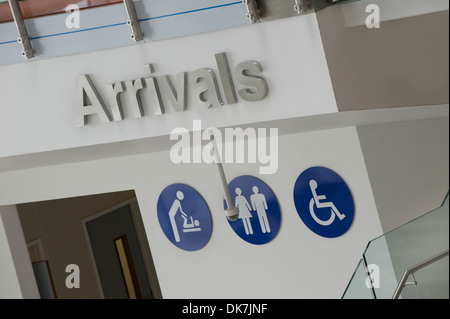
[392,249,449,299]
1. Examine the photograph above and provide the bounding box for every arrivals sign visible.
[75,52,268,127]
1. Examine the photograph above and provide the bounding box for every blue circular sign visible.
[293,167,354,238]
[224,175,281,245]
[157,183,212,251]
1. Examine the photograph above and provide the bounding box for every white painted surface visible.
[0,1,445,299]
[0,210,24,299]
[0,206,40,298]
[0,14,337,159]
[1,104,447,172]
[0,126,382,298]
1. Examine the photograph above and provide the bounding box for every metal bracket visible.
[405,273,418,287]
[123,0,144,42]
[294,0,311,14]
[248,0,315,23]
[8,0,34,59]
[242,0,260,23]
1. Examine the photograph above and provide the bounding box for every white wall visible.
[357,117,450,233]
[0,208,25,299]
[0,14,336,159]
[0,0,447,299]
[0,126,383,298]
[0,206,40,299]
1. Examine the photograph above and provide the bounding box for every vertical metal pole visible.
[211,135,240,221]
[215,155,234,212]
[8,0,34,59]
[123,0,144,42]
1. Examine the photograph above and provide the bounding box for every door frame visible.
[81,196,161,299]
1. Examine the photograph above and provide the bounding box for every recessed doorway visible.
[16,190,161,299]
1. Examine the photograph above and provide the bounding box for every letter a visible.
[65,264,80,289]
[65,4,80,29]
[365,4,380,29]
[76,74,112,127]
[170,127,191,164]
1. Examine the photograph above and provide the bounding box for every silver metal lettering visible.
[190,68,223,110]
[125,78,145,118]
[105,82,125,121]
[215,52,238,105]
[76,53,269,127]
[234,61,268,102]
[140,63,164,116]
[75,74,112,127]
[157,72,187,112]
[143,77,164,116]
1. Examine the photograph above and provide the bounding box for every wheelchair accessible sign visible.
[293,167,354,238]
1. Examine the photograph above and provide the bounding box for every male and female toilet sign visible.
[157,167,354,251]
[225,175,281,245]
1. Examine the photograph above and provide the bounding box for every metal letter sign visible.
[75,53,268,127]
[157,184,212,251]
[224,175,281,245]
[293,167,354,238]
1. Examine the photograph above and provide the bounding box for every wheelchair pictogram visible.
[293,167,354,238]
[309,179,346,226]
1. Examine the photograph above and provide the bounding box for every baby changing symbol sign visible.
[293,167,354,238]
[157,183,212,251]
[224,175,281,245]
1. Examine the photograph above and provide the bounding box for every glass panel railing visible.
[343,192,449,299]
[342,259,375,299]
